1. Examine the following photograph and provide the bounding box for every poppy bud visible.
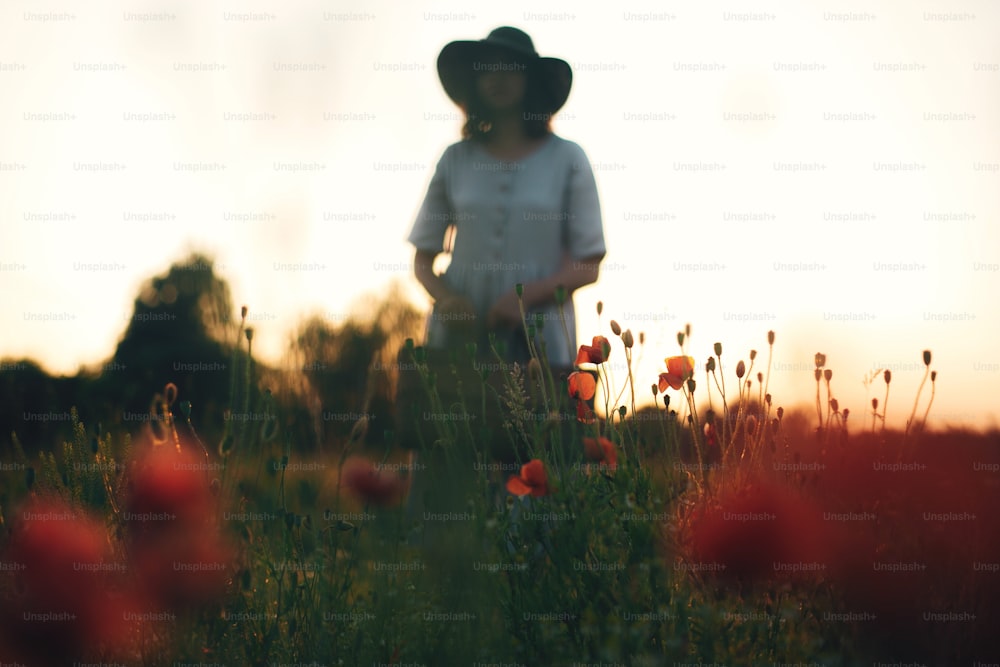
[596,301,603,316]
[651,383,659,397]
[815,353,826,368]
[714,342,722,357]
[618,405,627,419]
[750,349,757,361]
[824,369,832,382]
[639,332,645,345]
[872,398,879,410]
[622,329,634,348]
[884,370,891,384]
[677,331,685,347]
[736,360,746,379]
[931,371,937,382]
[767,330,775,345]
[685,323,691,337]
[663,395,670,410]
[706,357,716,373]
[687,378,696,393]
[515,283,524,298]
[757,372,763,383]
[606,320,622,337]
[831,398,839,412]
[241,305,248,320]
[814,369,822,381]
[245,328,254,342]
[765,393,771,406]
[923,350,932,366]
[776,407,784,420]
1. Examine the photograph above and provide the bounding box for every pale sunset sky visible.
[1,0,998,430]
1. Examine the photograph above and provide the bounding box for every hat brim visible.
[437,40,572,114]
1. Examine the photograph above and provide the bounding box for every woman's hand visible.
[487,289,524,330]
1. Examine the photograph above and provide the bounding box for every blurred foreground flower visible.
[506,459,549,497]
[583,436,618,470]
[341,457,406,507]
[0,497,139,664]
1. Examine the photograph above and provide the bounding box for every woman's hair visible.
[460,61,554,141]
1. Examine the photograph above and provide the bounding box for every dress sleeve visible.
[564,144,607,261]
[407,147,453,253]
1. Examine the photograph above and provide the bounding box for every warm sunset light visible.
[2,3,998,431]
[1,5,999,665]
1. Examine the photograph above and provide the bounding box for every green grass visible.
[1,303,996,667]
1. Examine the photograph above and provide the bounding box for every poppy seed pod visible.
[815,352,826,368]
[610,320,622,336]
[768,330,775,345]
[750,349,757,361]
[736,360,746,379]
[622,329,634,348]
[884,370,892,384]
[714,342,722,357]
[923,350,932,366]
[824,369,832,382]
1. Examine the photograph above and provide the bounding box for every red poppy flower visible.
[1,498,140,663]
[575,336,611,366]
[342,457,406,507]
[575,401,596,424]
[125,445,215,531]
[506,459,549,497]
[130,527,234,608]
[686,480,829,583]
[703,422,718,448]
[659,356,695,391]
[583,436,617,470]
[567,371,596,400]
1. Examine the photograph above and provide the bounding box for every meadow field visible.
[1,261,998,667]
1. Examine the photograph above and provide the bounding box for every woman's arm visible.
[414,249,477,321]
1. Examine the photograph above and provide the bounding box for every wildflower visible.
[341,457,405,507]
[567,371,596,400]
[658,356,695,391]
[686,480,829,583]
[1,498,140,663]
[506,459,549,497]
[576,401,596,424]
[583,436,618,470]
[621,329,634,349]
[703,422,718,448]
[575,336,611,365]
